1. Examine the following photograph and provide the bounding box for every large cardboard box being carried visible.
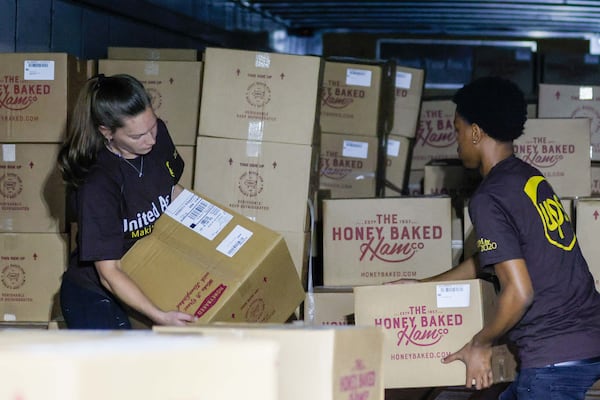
[155,324,385,400]
[514,118,591,197]
[575,198,600,291]
[0,233,67,322]
[194,135,317,233]
[322,197,452,286]
[0,53,88,142]
[98,59,202,146]
[354,279,517,388]
[199,47,322,146]
[538,83,600,160]
[0,143,65,233]
[0,333,279,400]
[121,189,304,323]
[390,66,425,138]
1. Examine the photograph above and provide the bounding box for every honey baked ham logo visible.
[514,137,574,168]
[321,81,364,109]
[0,173,23,198]
[331,215,443,262]
[0,76,51,110]
[415,110,456,148]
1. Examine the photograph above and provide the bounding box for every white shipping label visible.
[144,61,160,76]
[387,139,401,157]
[2,144,16,162]
[24,60,55,80]
[166,190,233,241]
[216,225,253,257]
[579,86,594,100]
[255,53,271,68]
[436,284,470,308]
[342,140,369,159]
[346,68,372,87]
[395,71,412,89]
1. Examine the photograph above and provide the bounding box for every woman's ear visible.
[98,125,112,142]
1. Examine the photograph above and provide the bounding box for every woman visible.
[58,74,195,329]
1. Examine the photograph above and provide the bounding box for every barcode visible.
[441,286,464,293]
[188,201,208,221]
[227,238,244,256]
[28,63,48,68]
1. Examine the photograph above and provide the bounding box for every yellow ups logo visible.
[524,175,575,251]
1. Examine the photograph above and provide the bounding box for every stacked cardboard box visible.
[194,47,322,288]
[319,59,395,199]
[0,53,88,324]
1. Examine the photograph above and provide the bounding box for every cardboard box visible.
[0,53,88,142]
[176,145,195,190]
[592,162,600,195]
[411,100,458,170]
[121,189,305,323]
[0,333,279,400]
[319,132,379,199]
[198,47,322,145]
[384,134,412,196]
[107,46,199,61]
[514,118,591,197]
[406,169,425,196]
[320,59,395,137]
[0,143,65,233]
[390,66,425,138]
[155,324,385,400]
[423,159,481,198]
[304,288,355,326]
[575,198,600,291]
[98,59,202,146]
[537,83,600,160]
[278,230,311,289]
[322,197,452,286]
[354,279,516,388]
[0,233,67,322]
[193,135,317,233]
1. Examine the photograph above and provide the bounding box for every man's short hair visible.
[452,76,527,142]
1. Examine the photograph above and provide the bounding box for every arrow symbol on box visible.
[594,210,599,220]
[555,91,561,100]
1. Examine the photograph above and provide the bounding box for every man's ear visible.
[98,125,112,142]
[471,123,482,144]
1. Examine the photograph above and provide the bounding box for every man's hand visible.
[441,339,493,390]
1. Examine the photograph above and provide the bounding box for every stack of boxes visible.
[193,47,323,289]
[0,53,88,325]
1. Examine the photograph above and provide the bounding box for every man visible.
[422,76,600,399]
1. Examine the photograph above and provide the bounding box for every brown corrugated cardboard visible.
[320,59,395,136]
[0,233,67,322]
[175,145,195,189]
[304,288,354,326]
[592,162,600,195]
[322,197,452,286]
[354,279,516,388]
[411,100,457,170]
[384,134,411,196]
[155,324,384,400]
[390,66,425,138]
[0,53,88,142]
[198,47,322,145]
[277,230,311,289]
[107,46,199,61]
[575,198,600,291]
[0,143,65,233]
[514,118,591,197]
[98,59,202,146]
[538,83,600,160]
[193,135,317,233]
[319,132,379,199]
[423,159,481,198]
[121,189,305,323]
[0,334,279,400]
